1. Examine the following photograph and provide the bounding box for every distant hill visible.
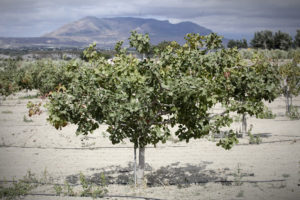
[0,17,217,48]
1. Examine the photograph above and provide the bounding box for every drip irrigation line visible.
[0,145,187,150]
[0,179,287,186]
[271,134,300,138]
[237,138,300,146]
[27,193,165,200]
[1,125,45,127]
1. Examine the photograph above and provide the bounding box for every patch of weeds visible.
[236,190,244,198]
[287,105,300,120]
[257,106,276,119]
[57,173,108,199]
[54,184,63,196]
[1,110,13,114]
[247,125,262,144]
[18,94,39,100]
[63,181,75,196]
[78,172,108,198]
[0,171,38,200]
[40,168,53,184]
[249,134,262,144]
[23,115,33,123]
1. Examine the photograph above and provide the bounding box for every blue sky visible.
[0,0,299,40]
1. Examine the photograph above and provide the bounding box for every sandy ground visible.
[0,90,300,200]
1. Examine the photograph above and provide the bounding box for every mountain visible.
[0,17,215,48]
[43,16,213,47]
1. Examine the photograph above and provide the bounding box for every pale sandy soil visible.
[0,90,300,200]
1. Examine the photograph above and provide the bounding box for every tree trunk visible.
[134,146,137,187]
[242,113,247,137]
[284,79,291,114]
[286,93,291,114]
[136,147,145,186]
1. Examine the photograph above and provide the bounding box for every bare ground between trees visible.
[0,91,300,200]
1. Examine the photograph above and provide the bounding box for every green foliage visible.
[287,105,300,120]
[247,125,262,144]
[0,171,38,200]
[248,133,262,144]
[81,43,112,62]
[79,172,107,198]
[227,39,248,49]
[257,106,276,119]
[279,55,300,97]
[239,48,300,60]
[27,101,42,117]
[151,40,180,55]
[45,31,280,151]
[0,59,20,96]
[129,30,151,56]
[251,30,274,49]
[18,94,39,99]
[216,130,239,150]
[251,30,293,50]
[63,181,75,196]
[53,184,63,196]
[295,30,300,48]
[273,31,293,50]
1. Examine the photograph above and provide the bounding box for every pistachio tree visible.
[279,53,300,114]
[223,52,281,136]
[46,31,280,185]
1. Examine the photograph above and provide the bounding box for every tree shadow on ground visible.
[253,133,272,138]
[66,162,255,187]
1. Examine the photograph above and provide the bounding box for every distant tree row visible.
[227,39,248,49]
[227,29,300,50]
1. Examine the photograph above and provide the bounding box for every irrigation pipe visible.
[25,193,165,200]
[237,138,300,146]
[0,179,287,186]
[0,145,187,150]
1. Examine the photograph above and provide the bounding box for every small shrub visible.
[0,171,38,200]
[54,184,63,196]
[63,181,75,197]
[287,105,300,120]
[257,106,276,119]
[248,133,262,144]
[248,125,262,144]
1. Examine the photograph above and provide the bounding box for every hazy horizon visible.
[1,0,300,40]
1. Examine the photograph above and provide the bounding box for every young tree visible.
[279,53,300,114]
[45,31,281,186]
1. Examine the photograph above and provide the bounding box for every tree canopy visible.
[46,31,280,150]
